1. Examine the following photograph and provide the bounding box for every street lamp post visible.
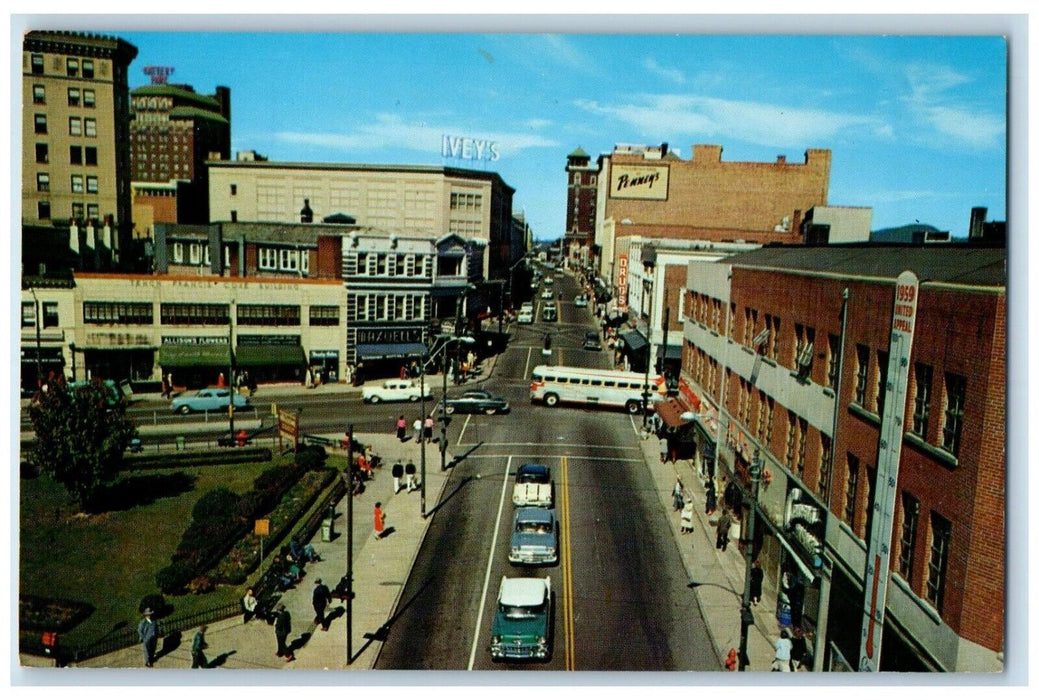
[640,244,657,427]
[28,287,42,389]
[737,450,763,671]
[419,330,428,517]
[228,298,236,442]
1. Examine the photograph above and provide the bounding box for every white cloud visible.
[643,57,685,84]
[901,62,1005,149]
[574,94,881,148]
[273,113,559,157]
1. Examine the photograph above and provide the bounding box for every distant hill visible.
[870,223,947,244]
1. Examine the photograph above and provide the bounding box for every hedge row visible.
[125,447,272,471]
[155,446,327,594]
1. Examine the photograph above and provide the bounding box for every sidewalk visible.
[636,431,784,673]
[41,430,454,671]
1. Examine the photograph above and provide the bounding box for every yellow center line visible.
[561,454,576,670]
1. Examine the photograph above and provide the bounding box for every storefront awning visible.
[656,398,692,429]
[605,311,628,328]
[235,344,306,367]
[355,342,428,361]
[159,343,231,368]
[21,346,66,364]
[619,329,648,353]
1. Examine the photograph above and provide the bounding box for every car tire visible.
[625,399,641,414]
[369,396,381,404]
[544,393,559,407]
[485,407,497,415]
[445,405,456,415]
[178,405,192,415]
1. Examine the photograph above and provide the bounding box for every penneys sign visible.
[442,134,500,162]
[610,164,669,201]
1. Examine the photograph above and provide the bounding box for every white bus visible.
[529,364,666,413]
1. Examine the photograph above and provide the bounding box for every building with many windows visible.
[22,30,138,272]
[669,242,1005,671]
[564,146,598,261]
[205,158,515,281]
[130,82,231,227]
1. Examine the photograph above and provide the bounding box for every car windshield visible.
[517,521,552,534]
[517,472,548,484]
[500,603,543,619]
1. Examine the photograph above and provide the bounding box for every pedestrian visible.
[160,377,168,399]
[166,372,175,396]
[672,478,684,511]
[242,587,258,623]
[137,608,159,667]
[218,372,226,388]
[274,604,294,661]
[424,416,434,442]
[772,629,793,672]
[190,624,209,669]
[374,502,386,539]
[705,479,717,515]
[659,436,669,463]
[405,460,417,492]
[312,578,332,631]
[400,365,407,380]
[716,509,732,552]
[680,499,694,534]
[391,461,404,493]
[396,415,407,441]
[750,560,764,606]
[413,417,423,443]
[724,478,740,511]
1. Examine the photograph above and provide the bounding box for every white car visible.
[361,379,432,404]
[574,295,588,307]
[517,309,534,324]
[541,289,554,300]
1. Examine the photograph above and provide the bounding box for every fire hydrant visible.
[724,648,738,671]
[236,429,248,447]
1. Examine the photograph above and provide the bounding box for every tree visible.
[27,377,137,510]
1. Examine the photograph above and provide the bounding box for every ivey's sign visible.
[442,134,500,162]
[609,164,669,200]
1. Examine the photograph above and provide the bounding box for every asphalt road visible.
[374,271,716,671]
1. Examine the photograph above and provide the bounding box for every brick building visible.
[130,82,232,227]
[673,243,1005,671]
[589,143,832,292]
[564,146,598,261]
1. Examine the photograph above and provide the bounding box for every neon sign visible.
[143,66,175,85]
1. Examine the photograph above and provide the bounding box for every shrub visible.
[138,593,168,617]
[188,576,214,595]
[156,561,193,595]
[192,487,241,523]
[296,445,327,471]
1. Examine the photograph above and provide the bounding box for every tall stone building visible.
[564,146,598,262]
[22,30,138,272]
[130,82,231,226]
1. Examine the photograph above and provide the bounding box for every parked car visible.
[172,388,249,415]
[440,389,510,415]
[513,463,553,507]
[362,379,432,404]
[509,507,558,566]
[490,576,553,662]
[574,295,588,308]
[583,331,602,351]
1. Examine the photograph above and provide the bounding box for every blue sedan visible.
[172,388,250,415]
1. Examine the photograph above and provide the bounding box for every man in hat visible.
[312,578,332,631]
[137,608,159,667]
[274,604,294,661]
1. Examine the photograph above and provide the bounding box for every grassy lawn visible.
[19,457,286,649]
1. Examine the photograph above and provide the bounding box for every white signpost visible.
[859,270,919,672]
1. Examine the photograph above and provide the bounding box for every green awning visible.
[235,344,306,367]
[158,344,231,368]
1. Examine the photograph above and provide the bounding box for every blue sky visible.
[29,20,1013,240]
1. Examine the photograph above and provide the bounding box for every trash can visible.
[777,600,792,628]
[176,436,186,451]
[321,518,334,542]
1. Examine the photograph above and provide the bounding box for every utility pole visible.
[640,244,657,427]
[30,287,43,389]
[228,298,236,442]
[346,423,354,663]
[419,329,428,517]
[738,450,763,671]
